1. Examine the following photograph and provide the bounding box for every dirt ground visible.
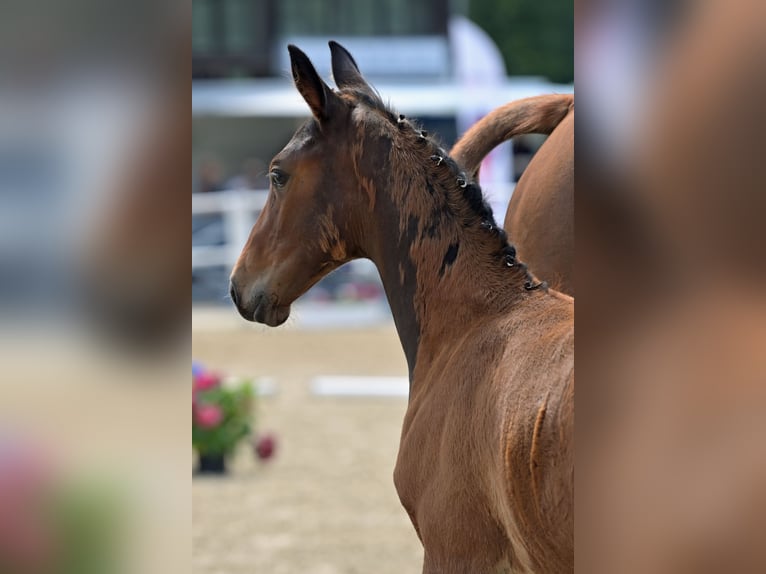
[192,312,423,573]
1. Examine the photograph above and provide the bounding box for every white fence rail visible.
[192,189,268,269]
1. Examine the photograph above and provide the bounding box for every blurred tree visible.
[468,0,573,83]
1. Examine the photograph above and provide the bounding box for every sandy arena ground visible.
[193,309,423,573]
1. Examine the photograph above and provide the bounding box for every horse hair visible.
[341,87,546,292]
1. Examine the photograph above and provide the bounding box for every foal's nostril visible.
[229,281,240,308]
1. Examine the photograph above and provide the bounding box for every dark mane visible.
[340,87,546,292]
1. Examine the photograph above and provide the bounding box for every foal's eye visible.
[269,168,289,189]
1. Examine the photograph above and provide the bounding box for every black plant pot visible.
[196,453,227,475]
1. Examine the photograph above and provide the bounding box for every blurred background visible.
[0,1,190,573]
[191,1,572,572]
[576,0,766,572]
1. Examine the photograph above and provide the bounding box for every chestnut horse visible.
[230,43,574,573]
[451,95,574,295]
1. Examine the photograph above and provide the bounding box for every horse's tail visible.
[450,94,574,177]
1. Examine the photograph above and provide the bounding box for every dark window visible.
[193,0,275,78]
[277,0,446,36]
[193,0,449,78]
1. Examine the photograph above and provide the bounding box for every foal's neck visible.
[360,134,538,380]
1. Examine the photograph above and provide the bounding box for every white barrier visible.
[310,375,409,397]
[192,189,268,269]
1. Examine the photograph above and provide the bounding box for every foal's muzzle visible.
[229,279,290,326]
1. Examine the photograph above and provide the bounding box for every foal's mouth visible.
[251,291,290,327]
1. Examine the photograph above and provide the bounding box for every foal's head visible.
[230,42,388,325]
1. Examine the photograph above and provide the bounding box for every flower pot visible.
[196,453,227,475]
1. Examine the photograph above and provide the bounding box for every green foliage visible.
[468,0,574,84]
[193,381,254,456]
[51,480,125,574]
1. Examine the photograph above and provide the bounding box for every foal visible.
[230,43,574,574]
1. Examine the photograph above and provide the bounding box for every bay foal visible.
[230,43,574,574]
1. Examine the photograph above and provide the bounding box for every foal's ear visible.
[288,44,337,121]
[329,41,369,91]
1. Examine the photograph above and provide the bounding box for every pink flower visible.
[254,433,277,461]
[194,404,223,429]
[193,371,221,393]
[0,441,57,571]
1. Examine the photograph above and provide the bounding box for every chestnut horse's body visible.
[451,96,574,295]
[230,43,574,573]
